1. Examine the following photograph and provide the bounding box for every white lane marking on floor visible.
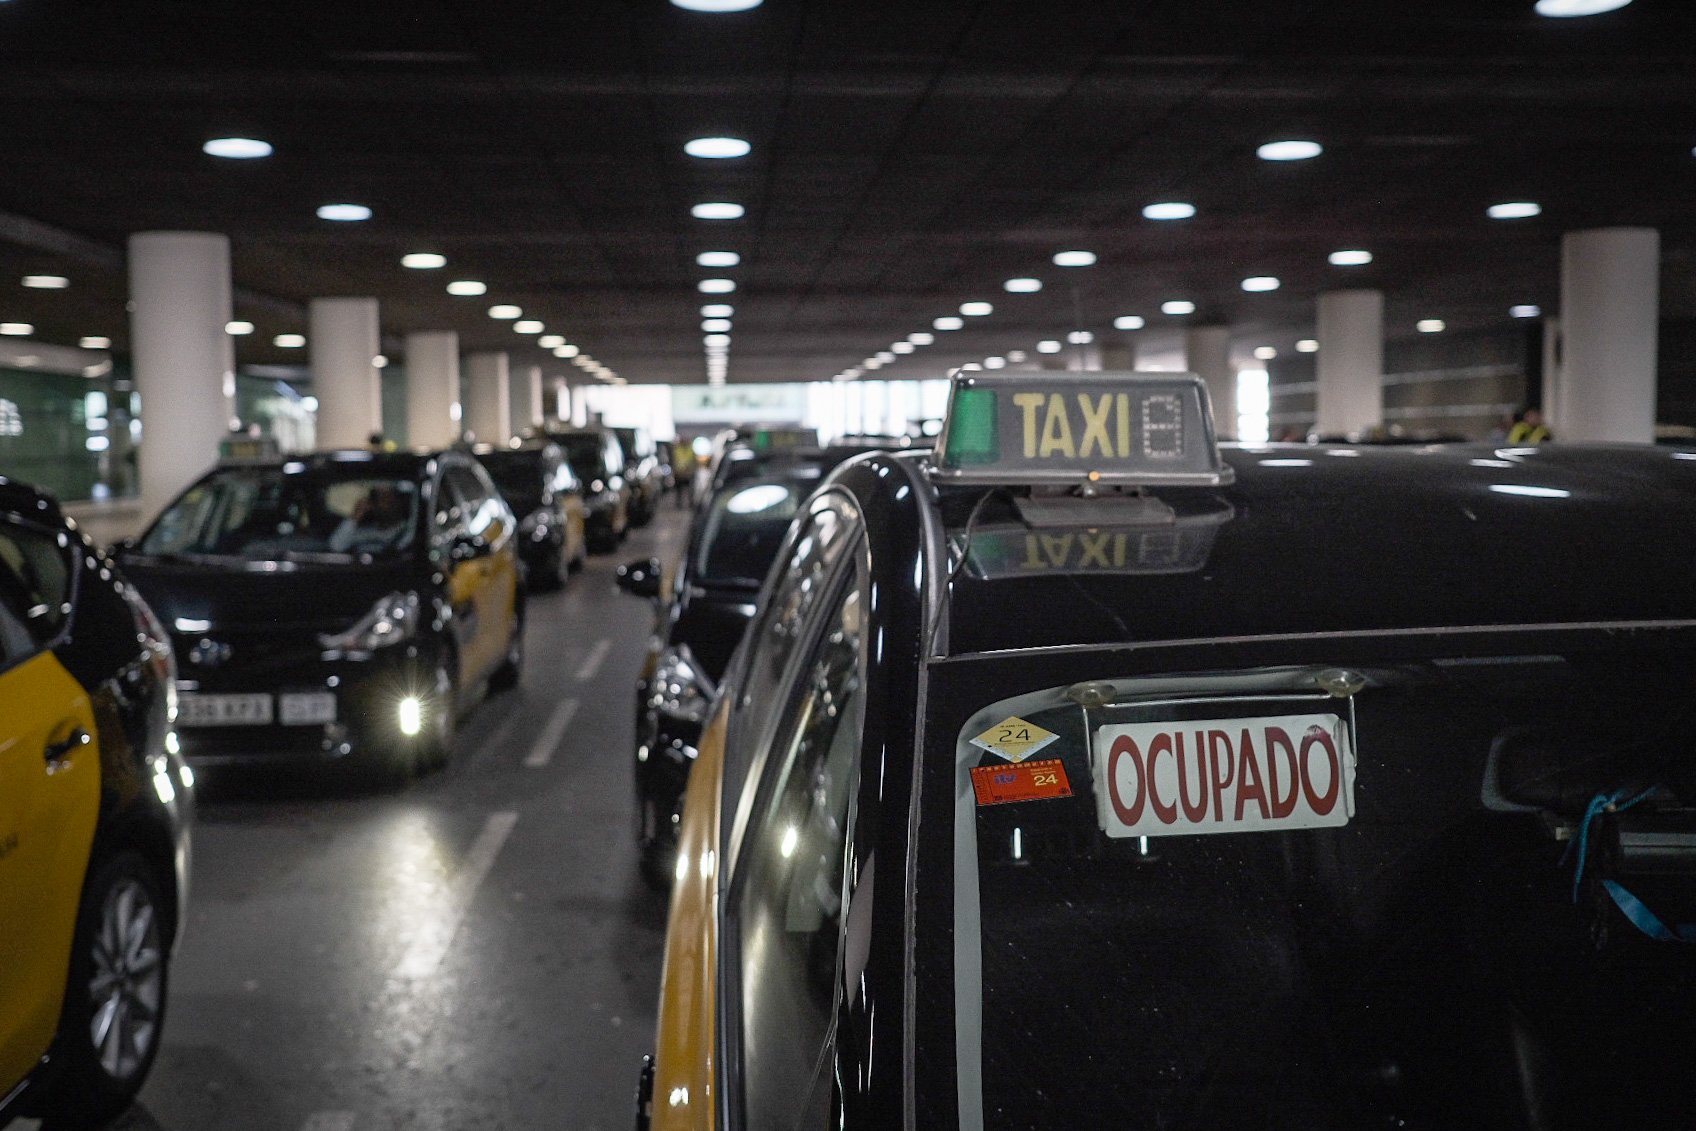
[575,637,613,682]
[524,698,579,769]
[299,1114,356,1131]
[391,811,519,981]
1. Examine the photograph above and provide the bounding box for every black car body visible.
[473,442,588,590]
[612,425,665,527]
[643,371,1696,1130]
[115,450,524,783]
[0,477,192,1127]
[547,427,630,551]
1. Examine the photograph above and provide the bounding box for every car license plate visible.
[1092,712,1355,838]
[279,692,336,725]
[177,692,274,727]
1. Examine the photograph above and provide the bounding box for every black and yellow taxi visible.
[114,448,524,784]
[640,372,1696,1129]
[546,426,630,551]
[473,441,589,590]
[0,477,192,1126]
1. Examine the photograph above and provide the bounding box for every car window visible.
[445,464,503,539]
[0,518,72,660]
[693,480,804,588]
[734,571,867,1130]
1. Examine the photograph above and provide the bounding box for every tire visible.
[490,612,524,693]
[417,656,457,772]
[35,850,171,1128]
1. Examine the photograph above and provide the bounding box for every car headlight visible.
[648,645,716,725]
[518,512,540,535]
[319,591,421,654]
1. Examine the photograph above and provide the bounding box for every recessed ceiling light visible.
[446,280,487,296]
[701,304,734,318]
[960,363,983,372]
[1487,201,1542,220]
[908,332,935,345]
[402,252,446,269]
[698,279,736,294]
[1143,202,1196,221]
[960,301,993,317]
[1295,339,1319,353]
[1007,350,1027,363]
[1036,340,1062,354]
[538,334,566,348]
[864,358,883,370]
[1534,0,1631,15]
[933,316,964,331]
[691,202,745,220]
[684,137,751,159]
[226,320,255,335]
[489,304,522,319]
[514,320,545,333]
[1161,300,1197,316]
[671,0,763,11]
[1256,140,1323,162]
[0,322,34,336]
[1510,304,1543,319]
[22,275,69,289]
[1328,249,1374,266]
[1254,346,1278,360]
[1003,277,1043,293]
[1241,276,1281,292]
[892,342,915,354]
[1067,330,1094,344]
[80,336,112,350]
[555,345,580,358]
[1052,251,1097,267]
[274,333,306,348]
[203,137,273,159]
[696,251,741,268]
[702,319,732,332]
[877,351,896,363]
[1113,315,1145,330]
[983,357,1006,369]
[316,203,371,222]
[1416,319,1446,333]
[704,334,731,347]
[373,354,389,369]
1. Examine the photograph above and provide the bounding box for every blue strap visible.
[1602,881,1696,944]
[1568,786,1696,943]
[1569,786,1657,902]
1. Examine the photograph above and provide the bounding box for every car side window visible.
[445,465,501,539]
[734,565,867,1130]
[0,518,73,663]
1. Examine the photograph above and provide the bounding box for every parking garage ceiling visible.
[0,0,1692,384]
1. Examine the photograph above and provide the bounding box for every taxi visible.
[0,477,192,1126]
[115,449,524,784]
[473,441,589,590]
[640,372,1696,1129]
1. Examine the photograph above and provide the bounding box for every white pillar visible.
[404,331,460,450]
[1556,227,1659,443]
[1315,289,1383,438]
[1541,318,1563,434]
[508,363,544,433]
[309,297,381,448]
[1184,326,1235,430]
[464,351,511,445]
[128,232,235,522]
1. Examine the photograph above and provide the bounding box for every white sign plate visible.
[177,692,273,727]
[279,692,337,725]
[1092,713,1355,839]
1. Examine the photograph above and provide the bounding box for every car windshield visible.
[692,478,803,587]
[554,433,608,482]
[139,466,420,561]
[476,452,545,514]
[935,646,1696,1129]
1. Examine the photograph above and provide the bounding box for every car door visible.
[444,462,517,686]
[0,518,101,1089]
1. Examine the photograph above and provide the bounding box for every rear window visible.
[937,653,1696,1128]
[693,480,802,587]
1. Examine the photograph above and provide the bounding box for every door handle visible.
[45,728,90,765]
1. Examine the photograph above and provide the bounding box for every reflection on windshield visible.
[140,469,420,560]
[694,480,801,586]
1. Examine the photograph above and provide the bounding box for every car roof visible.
[211,448,453,474]
[926,442,1696,657]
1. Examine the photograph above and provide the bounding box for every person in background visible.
[1508,406,1552,444]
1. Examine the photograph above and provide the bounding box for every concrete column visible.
[1541,318,1563,435]
[552,378,570,424]
[1184,325,1235,430]
[1067,343,1103,372]
[404,331,460,449]
[508,363,544,433]
[1555,227,1659,443]
[1100,340,1136,370]
[464,351,511,445]
[128,232,235,522]
[309,297,381,448]
[1315,289,1383,438]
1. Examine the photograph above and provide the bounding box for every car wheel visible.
[490,612,523,692]
[35,850,171,1127]
[418,656,457,771]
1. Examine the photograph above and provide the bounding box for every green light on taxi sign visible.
[932,371,1232,487]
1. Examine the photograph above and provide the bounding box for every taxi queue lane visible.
[18,508,693,1131]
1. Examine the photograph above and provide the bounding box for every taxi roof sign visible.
[933,371,1232,486]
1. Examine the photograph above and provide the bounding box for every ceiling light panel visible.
[684,137,751,159]
[203,137,272,159]
[691,202,745,220]
[1256,140,1323,161]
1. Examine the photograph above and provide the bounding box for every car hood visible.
[119,556,429,633]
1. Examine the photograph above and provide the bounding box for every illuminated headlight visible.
[318,591,421,654]
[649,646,716,725]
[397,696,423,736]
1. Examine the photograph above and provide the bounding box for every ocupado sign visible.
[1091,714,1356,839]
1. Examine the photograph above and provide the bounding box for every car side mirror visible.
[450,532,491,562]
[617,557,663,599]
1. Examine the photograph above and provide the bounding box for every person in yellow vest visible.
[1507,406,1551,444]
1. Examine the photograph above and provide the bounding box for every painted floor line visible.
[299,1113,356,1131]
[391,811,519,981]
[524,697,579,768]
[575,637,613,681]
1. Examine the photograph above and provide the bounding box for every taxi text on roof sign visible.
[933,371,1232,486]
